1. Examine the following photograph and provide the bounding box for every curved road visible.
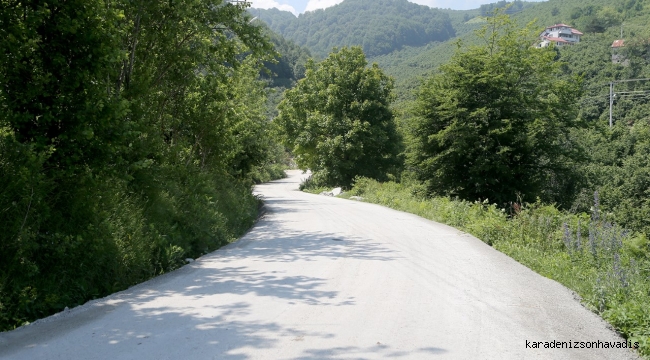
[0,171,640,359]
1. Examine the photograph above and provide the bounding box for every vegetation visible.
[254,0,455,58]
[479,0,536,16]
[549,2,650,237]
[275,47,401,188]
[407,14,582,206]
[259,24,313,124]
[375,0,650,104]
[2,0,650,356]
[0,0,286,330]
[343,178,650,356]
[261,24,313,88]
[281,1,650,356]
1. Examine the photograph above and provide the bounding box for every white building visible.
[538,24,583,48]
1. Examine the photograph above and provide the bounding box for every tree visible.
[0,0,280,330]
[276,47,401,188]
[551,6,560,16]
[407,13,582,206]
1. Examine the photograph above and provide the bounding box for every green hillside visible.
[256,0,649,103]
[366,0,649,103]
[254,1,545,102]
[261,24,312,89]
[254,0,455,58]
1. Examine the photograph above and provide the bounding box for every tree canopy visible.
[407,13,582,206]
[0,0,283,330]
[276,47,401,187]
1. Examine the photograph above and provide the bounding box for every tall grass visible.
[345,178,650,357]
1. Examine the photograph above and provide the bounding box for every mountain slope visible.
[257,0,650,106]
[374,0,650,102]
[261,24,312,88]
[255,0,455,58]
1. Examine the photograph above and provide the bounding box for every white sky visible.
[249,0,301,14]
[249,0,547,15]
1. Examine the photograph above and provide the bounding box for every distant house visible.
[538,24,583,48]
[611,39,629,66]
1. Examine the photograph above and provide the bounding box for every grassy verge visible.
[298,174,332,195]
[341,177,650,357]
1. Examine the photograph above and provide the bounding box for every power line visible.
[609,78,650,127]
[612,78,650,84]
[615,90,650,95]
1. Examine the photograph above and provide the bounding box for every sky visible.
[249,0,547,15]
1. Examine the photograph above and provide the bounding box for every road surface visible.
[0,170,640,359]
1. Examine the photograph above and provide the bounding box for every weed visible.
[346,178,650,358]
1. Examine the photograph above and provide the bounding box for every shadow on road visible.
[0,221,436,360]
[0,172,448,359]
[219,223,399,264]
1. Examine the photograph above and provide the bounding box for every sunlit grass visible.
[340,177,650,358]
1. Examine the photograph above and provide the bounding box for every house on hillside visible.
[538,24,583,48]
[611,39,630,66]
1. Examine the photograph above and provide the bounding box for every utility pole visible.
[608,78,650,128]
[609,82,614,128]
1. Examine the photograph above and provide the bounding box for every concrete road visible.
[0,171,640,359]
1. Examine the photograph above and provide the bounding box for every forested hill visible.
[253,0,455,57]
[261,25,312,88]
[357,0,650,103]
[479,0,536,16]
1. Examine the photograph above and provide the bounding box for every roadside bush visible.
[0,158,260,330]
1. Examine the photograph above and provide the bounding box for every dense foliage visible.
[479,0,536,16]
[276,47,401,188]
[261,24,312,88]
[373,0,649,105]
[385,2,650,355]
[255,0,455,57]
[555,28,650,237]
[0,0,284,330]
[407,14,582,206]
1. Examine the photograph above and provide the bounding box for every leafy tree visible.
[0,0,281,330]
[582,7,623,33]
[407,13,582,206]
[626,32,650,64]
[276,47,401,187]
[551,6,560,16]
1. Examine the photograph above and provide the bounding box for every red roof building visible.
[611,39,629,66]
[538,24,582,48]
